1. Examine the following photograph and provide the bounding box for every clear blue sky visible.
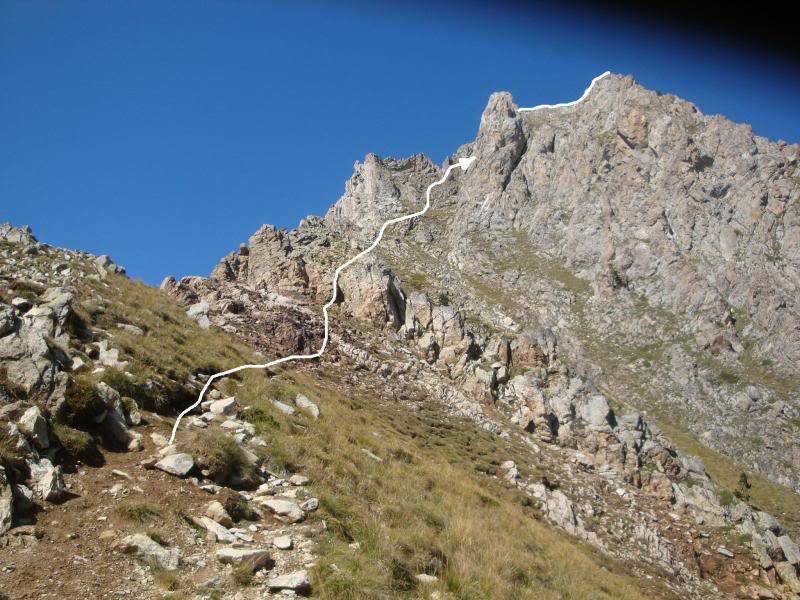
[2,1,798,284]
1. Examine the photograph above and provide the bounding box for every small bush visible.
[194,431,255,484]
[115,502,160,523]
[52,423,96,457]
[232,560,255,586]
[153,569,180,591]
[63,373,105,425]
[437,292,451,306]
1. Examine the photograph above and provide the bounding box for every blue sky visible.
[2,1,798,285]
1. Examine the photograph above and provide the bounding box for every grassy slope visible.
[395,227,800,539]
[82,273,672,599]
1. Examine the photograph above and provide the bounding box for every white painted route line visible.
[169,70,610,444]
[168,156,477,443]
[518,71,610,112]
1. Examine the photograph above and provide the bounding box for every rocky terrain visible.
[2,73,800,599]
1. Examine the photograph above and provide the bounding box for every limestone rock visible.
[17,405,49,449]
[154,453,194,477]
[117,533,180,570]
[267,569,311,593]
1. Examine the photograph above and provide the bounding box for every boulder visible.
[778,535,800,566]
[267,570,311,593]
[258,498,305,523]
[273,535,292,550]
[215,547,273,570]
[294,394,320,419]
[272,400,295,416]
[209,397,238,416]
[195,516,236,544]
[154,453,194,477]
[0,467,12,534]
[117,533,180,570]
[205,501,234,528]
[29,458,65,501]
[17,405,49,449]
[288,474,310,486]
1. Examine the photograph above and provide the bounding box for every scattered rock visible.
[17,405,49,449]
[209,397,238,416]
[294,394,320,419]
[267,570,311,594]
[273,535,292,550]
[154,453,195,477]
[116,533,180,570]
[259,498,305,523]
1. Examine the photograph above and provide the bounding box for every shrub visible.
[194,431,255,484]
[63,373,105,425]
[52,423,96,458]
[115,502,160,523]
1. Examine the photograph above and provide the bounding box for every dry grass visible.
[233,369,671,599]
[70,264,673,598]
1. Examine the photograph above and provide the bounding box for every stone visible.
[209,397,238,416]
[778,535,800,565]
[775,562,800,594]
[154,453,194,477]
[216,547,274,571]
[195,516,236,544]
[11,297,32,312]
[294,394,320,419]
[116,323,144,336]
[273,535,292,550]
[300,497,319,512]
[258,498,305,523]
[288,474,310,486]
[30,458,65,501]
[414,574,438,584]
[17,405,49,449]
[0,467,12,534]
[116,534,180,570]
[716,546,734,558]
[272,400,295,415]
[206,501,234,528]
[267,570,311,593]
[583,395,612,429]
[187,301,210,329]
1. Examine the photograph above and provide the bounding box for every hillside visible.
[2,73,800,599]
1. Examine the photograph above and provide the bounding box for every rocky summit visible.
[2,74,800,599]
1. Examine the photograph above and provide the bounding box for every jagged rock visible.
[267,570,311,593]
[96,383,142,451]
[775,562,800,594]
[116,534,180,570]
[216,547,273,570]
[582,395,613,430]
[0,466,12,534]
[300,497,319,512]
[0,305,19,338]
[29,458,65,501]
[195,516,236,544]
[187,301,210,329]
[258,498,305,523]
[209,397,238,416]
[94,255,125,276]
[205,501,234,528]
[17,405,49,449]
[294,394,320,419]
[778,535,800,566]
[154,453,194,477]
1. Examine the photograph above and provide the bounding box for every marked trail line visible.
[169,70,610,444]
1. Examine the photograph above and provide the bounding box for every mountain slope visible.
[2,73,800,599]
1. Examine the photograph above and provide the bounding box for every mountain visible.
[2,73,800,599]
